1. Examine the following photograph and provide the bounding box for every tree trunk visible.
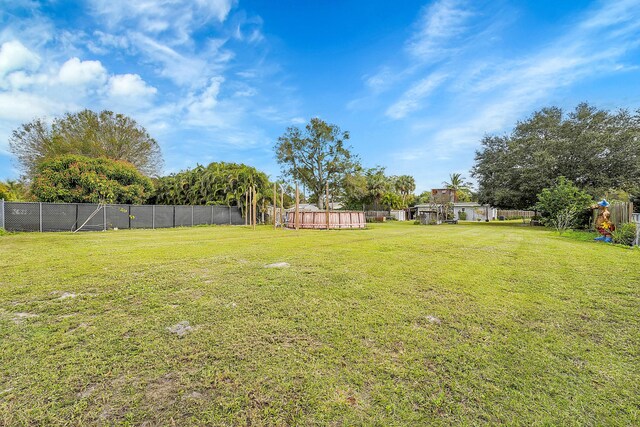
[316,184,324,210]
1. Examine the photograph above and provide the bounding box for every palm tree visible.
[394,175,416,207]
[442,173,471,202]
[366,169,388,209]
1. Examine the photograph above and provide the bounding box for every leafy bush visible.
[535,177,593,234]
[31,155,154,204]
[0,182,8,200]
[611,223,637,246]
[458,211,467,220]
[0,180,31,201]
[381,192,403,210]
[153,162,271,210]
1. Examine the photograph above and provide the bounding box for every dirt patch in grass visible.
[167,321,193,337]
[264,262,290,268]
[58,292,77,300]
[145,373,179,404]
[77,384,97,399]
[11,312,39,323]
[425,315,442,324]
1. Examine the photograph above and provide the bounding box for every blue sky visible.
[1,0,639,192]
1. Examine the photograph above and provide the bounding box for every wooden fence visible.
[594,202,634,227]
[497,210,536,219]
[365,210,390,219]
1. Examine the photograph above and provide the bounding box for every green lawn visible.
[1,222,638,426]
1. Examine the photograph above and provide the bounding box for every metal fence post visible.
[191,205,194,227]
[1,199,4,230]
[229,206,232,224]
[211,205,214,225]
[128,205,131,229]
[39,202,43,232]
[103,205,107,231]
[152,205,155,229]
[173,206,176,228]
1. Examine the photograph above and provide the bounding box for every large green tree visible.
[472,104,640,209]
[275,118,359,209]
[9,109,163,178]
[31,155,154,204]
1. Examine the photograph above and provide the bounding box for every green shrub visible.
[0,182,9,200]
[0,228,6,236]
[0,180,31,201]
[458,211,467,220]
[31,155,154,204]
[611,223,637,246]
[535,177,593,233]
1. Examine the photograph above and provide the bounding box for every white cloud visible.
[407,0,473,60]
[349,0,475,111]
[57,57,107,86]
[89,0,234,42]
[2,71,49,90]
[195,76,224,109]
[382,0,640,191]
[386,72,448,119]
[0,91,71,122]
[579,0,640,30]
[0,40,40,77]
[233,87,257,97]
[0,0,295,179]
[108,73,157,98]
[86,30,130,54]
[232,15,265,44]
[129,32,221,87]
[437,1,640,150]
[184,76,228,126]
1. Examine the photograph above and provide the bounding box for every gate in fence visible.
[0,200,244,232]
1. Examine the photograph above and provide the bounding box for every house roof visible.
[453,202,483,207]
[414,202,492,208]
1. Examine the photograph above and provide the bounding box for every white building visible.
[414,202,496,222]
[389,210,407,221]
[452,202,497,221]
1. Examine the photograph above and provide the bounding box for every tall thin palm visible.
[443,173,471,202]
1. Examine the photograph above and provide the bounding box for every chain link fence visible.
[1,200,244,232]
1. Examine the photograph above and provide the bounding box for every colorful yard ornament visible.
[593,199,614,243]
